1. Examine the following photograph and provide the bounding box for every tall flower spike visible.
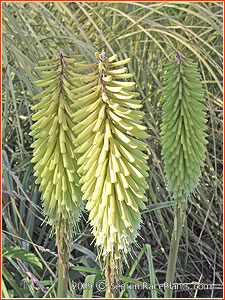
[30,52,84,269]
[161,53,208,298]
[71,52,149,288]
[161,53,208,207]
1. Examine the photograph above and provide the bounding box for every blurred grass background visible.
[2,2,223,298]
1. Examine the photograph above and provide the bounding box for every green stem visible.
[164,207,184,298]
[57,258,69,298]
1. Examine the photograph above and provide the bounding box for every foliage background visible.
[2,2,223,298]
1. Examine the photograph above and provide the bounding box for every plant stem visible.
[164,207,184,298]
[57,258,68,298]
[105,288,114,298]
[105,261,114,298]
[56,225,70,298]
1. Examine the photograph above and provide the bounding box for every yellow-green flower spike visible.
[31,52,84,246]
[71,51,149,282]
[161,53,208,205]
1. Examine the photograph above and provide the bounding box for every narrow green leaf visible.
[120,245,147,297]
[2,266,23,297]
[146,244,157,298]
[2,278,10,298]
[71,266,102,275]
[142,201,175,213]
[3,246,42,269]
[71,243,96,261]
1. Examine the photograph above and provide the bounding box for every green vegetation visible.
[2,2,223,298]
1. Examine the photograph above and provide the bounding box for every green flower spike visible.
[30,52,84,297]
[161,53,208,207]
[71,50,149,294]
[161,52,208,298]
